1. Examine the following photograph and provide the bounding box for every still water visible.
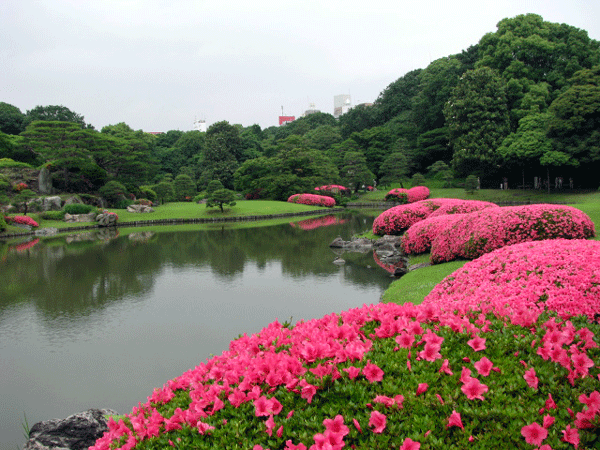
[0,213,394,449]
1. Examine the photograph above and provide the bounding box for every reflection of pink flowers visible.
[10,238,40,252]
[287,194,336,207]
[290,215,347,230]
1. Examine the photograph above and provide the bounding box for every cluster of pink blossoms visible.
[373,198,462,235]
[430,204,595,263]
[314,185,348,192]
[386,186,430,204]
[287,194,336,208]
[91,235,600,450]
[424,239,600,322]
[6,215,39,227]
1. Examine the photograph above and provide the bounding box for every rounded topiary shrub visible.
[372,198,454,236]
[430,204,595,264]
[63,203,95,215]
[287,193,336,207]
[99,181,128,207]
[0,215,7,232]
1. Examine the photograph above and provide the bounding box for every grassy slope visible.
[381,190,600,305]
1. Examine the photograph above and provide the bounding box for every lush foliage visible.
[205,189,237,213]
[91,236,600,450]
[0,215,6,232]
[287,194,336,208]
[430,204,595,264]
[314,185,348,193]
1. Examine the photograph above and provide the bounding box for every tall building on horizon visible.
[334,94,351,118]
[193,118,207,132]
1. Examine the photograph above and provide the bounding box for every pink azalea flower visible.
[436,394,444,405]
[461,378,488,400]
[416,383,428,396]
[439,359,453,375]
[467,336,486,351]
[343,366,361,379]
[399,437,421,450]
[363,362,384,382]
[474,357,493,376]
[562,425,580,448]
[524,368,539,390]
[460,367,473,384]
[323,414,349,436]
[542,415,555,429]
[368,410,387,434]
[447,410,464,430]
[579,391,600,413]
[353,418,362,433]
[521,422,548,446]
[284,440,307,450]
[396,331,415,348]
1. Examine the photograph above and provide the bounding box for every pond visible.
[0,213,395,450]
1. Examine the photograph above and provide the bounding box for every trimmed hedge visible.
[287,194,336,208]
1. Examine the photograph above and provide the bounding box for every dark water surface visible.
[0,213,394,449]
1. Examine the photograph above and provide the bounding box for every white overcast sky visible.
[1,0,599,132]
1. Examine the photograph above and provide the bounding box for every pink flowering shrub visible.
[424,239,600,322]
[385,186,430,204]
[373,198,459,236]
[314,185,348,192]
[91,292,600,450]
[402,200,499,255]
[287,194,336,208]
[8,215,39,227]
[430,204,595,264]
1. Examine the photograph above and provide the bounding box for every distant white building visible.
[334,94,351,118]
[193,118,207,132]
[303,102,320,117]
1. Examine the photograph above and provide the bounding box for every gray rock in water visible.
[35,227,58,236]
[329,237,345,248]
[22,408,118,450]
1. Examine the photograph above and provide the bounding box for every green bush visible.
[411,172,426,187]
[63,203,95,215]
[0,158,33,169]
[41,210,66,220]
[139,186,157,203]
[99,181,128,207]
[114,199,133,209]
[0,215,6,232]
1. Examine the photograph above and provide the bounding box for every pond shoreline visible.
[0,207,346,240]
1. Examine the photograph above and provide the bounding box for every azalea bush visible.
[91,271,600,449]
[314,185,348,193]
[424,239,600,321]
[402,200,499,255]
[372,199,456,236]
[430,204,595,264]
[385,186,430,204]
[287,194,336,208]
[6,215,39,227]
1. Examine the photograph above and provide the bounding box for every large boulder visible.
[126,204,154,213]
[64,213,97,223]
[38,167,53,195]
[22,408,118,450]
[41,196,62,211]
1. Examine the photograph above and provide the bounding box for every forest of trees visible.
[1,14,599,204]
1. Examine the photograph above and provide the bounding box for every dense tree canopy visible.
[0,102,26,135]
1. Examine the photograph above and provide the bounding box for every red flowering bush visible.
[424,239,600,322]
[314,185,348,193]
[372,198,457,236]
[8,215,39,227]
[430,204,595,264]
[287,194,336,208]
[427,199,497,218]
[12,182,28,192]
[385,188,409,203]
[91,279,600,449]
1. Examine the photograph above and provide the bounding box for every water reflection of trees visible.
[0,213,388,322]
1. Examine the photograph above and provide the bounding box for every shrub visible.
[427,199,498,218]
[12,182,28,192]
[430,204,595,264]
[0,215,6,232]
[114,199,133,209]
[464,175,478,194]
[402,214,465,255]
[90,288,600,450]
[287,193,336,207]
[41,210,66,221]
[134,198,153,206]
[372,198,455,236]
[385,188,408,203]
[8,215,39,227]
[99,181,128,207]
[0,158,33,169]
[63,203,95,215]
[424,239,600,321]
[139,187,157,203]
[411,172,426,187]
[385,186,430,204]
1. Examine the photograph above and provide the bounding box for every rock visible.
[333,257,345,265]
[63,196,83,206]
[126,204,154,213]
[329,237,345,248]
[38,167,53,195]
[35,227,58,236]
[42,196,62,212]
[22,408,118,450]
[96,213,117,227]
[63,213,97,223]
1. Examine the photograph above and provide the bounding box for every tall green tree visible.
[378,152,410,187]
[25,105,92,129]
[341,151,376,192]
[444,67,510,177]
[0,102,26,135]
